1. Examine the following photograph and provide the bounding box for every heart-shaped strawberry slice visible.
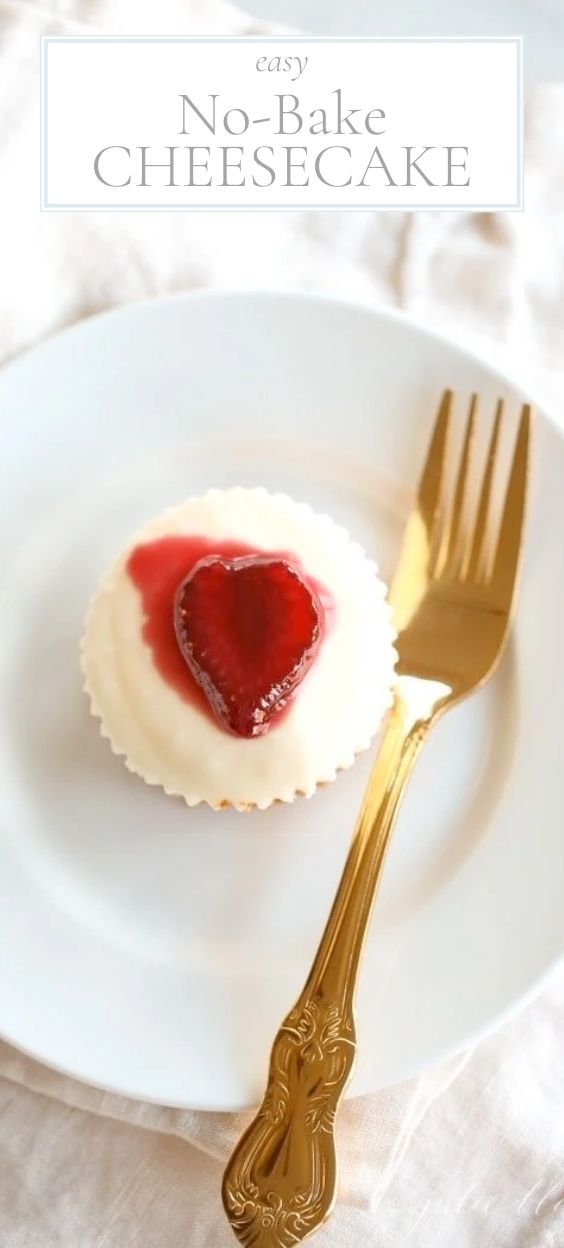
[173,555,322,738]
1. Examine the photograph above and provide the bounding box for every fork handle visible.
[222,686,433,1247]
[305,686,431,1007]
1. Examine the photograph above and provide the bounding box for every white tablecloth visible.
[1,2,564,1245]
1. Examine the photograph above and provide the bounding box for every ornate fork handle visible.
[222,685,433,1248]
[222,993,356,1248]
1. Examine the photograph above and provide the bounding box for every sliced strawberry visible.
[173,555,322,737]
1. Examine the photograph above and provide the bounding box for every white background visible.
[42,37,521,210]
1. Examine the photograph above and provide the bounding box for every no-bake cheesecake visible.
[81,488,396,810]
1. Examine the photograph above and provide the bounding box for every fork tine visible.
[442,393,477,573]
[389,390,452,624]
[465,398,503,581]
[488,404,531,603]
[417,389,452,547]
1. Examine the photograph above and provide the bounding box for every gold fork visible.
[222,390,531,1248]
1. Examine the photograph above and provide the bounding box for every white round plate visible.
[0,291,562,1111]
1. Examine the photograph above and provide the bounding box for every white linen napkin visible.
[1,2,564,1245]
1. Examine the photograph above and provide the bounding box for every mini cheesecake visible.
[81,488,397,810]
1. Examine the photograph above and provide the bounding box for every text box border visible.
[40,35,524,213]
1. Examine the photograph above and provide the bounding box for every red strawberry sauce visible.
[126,536,333,728]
